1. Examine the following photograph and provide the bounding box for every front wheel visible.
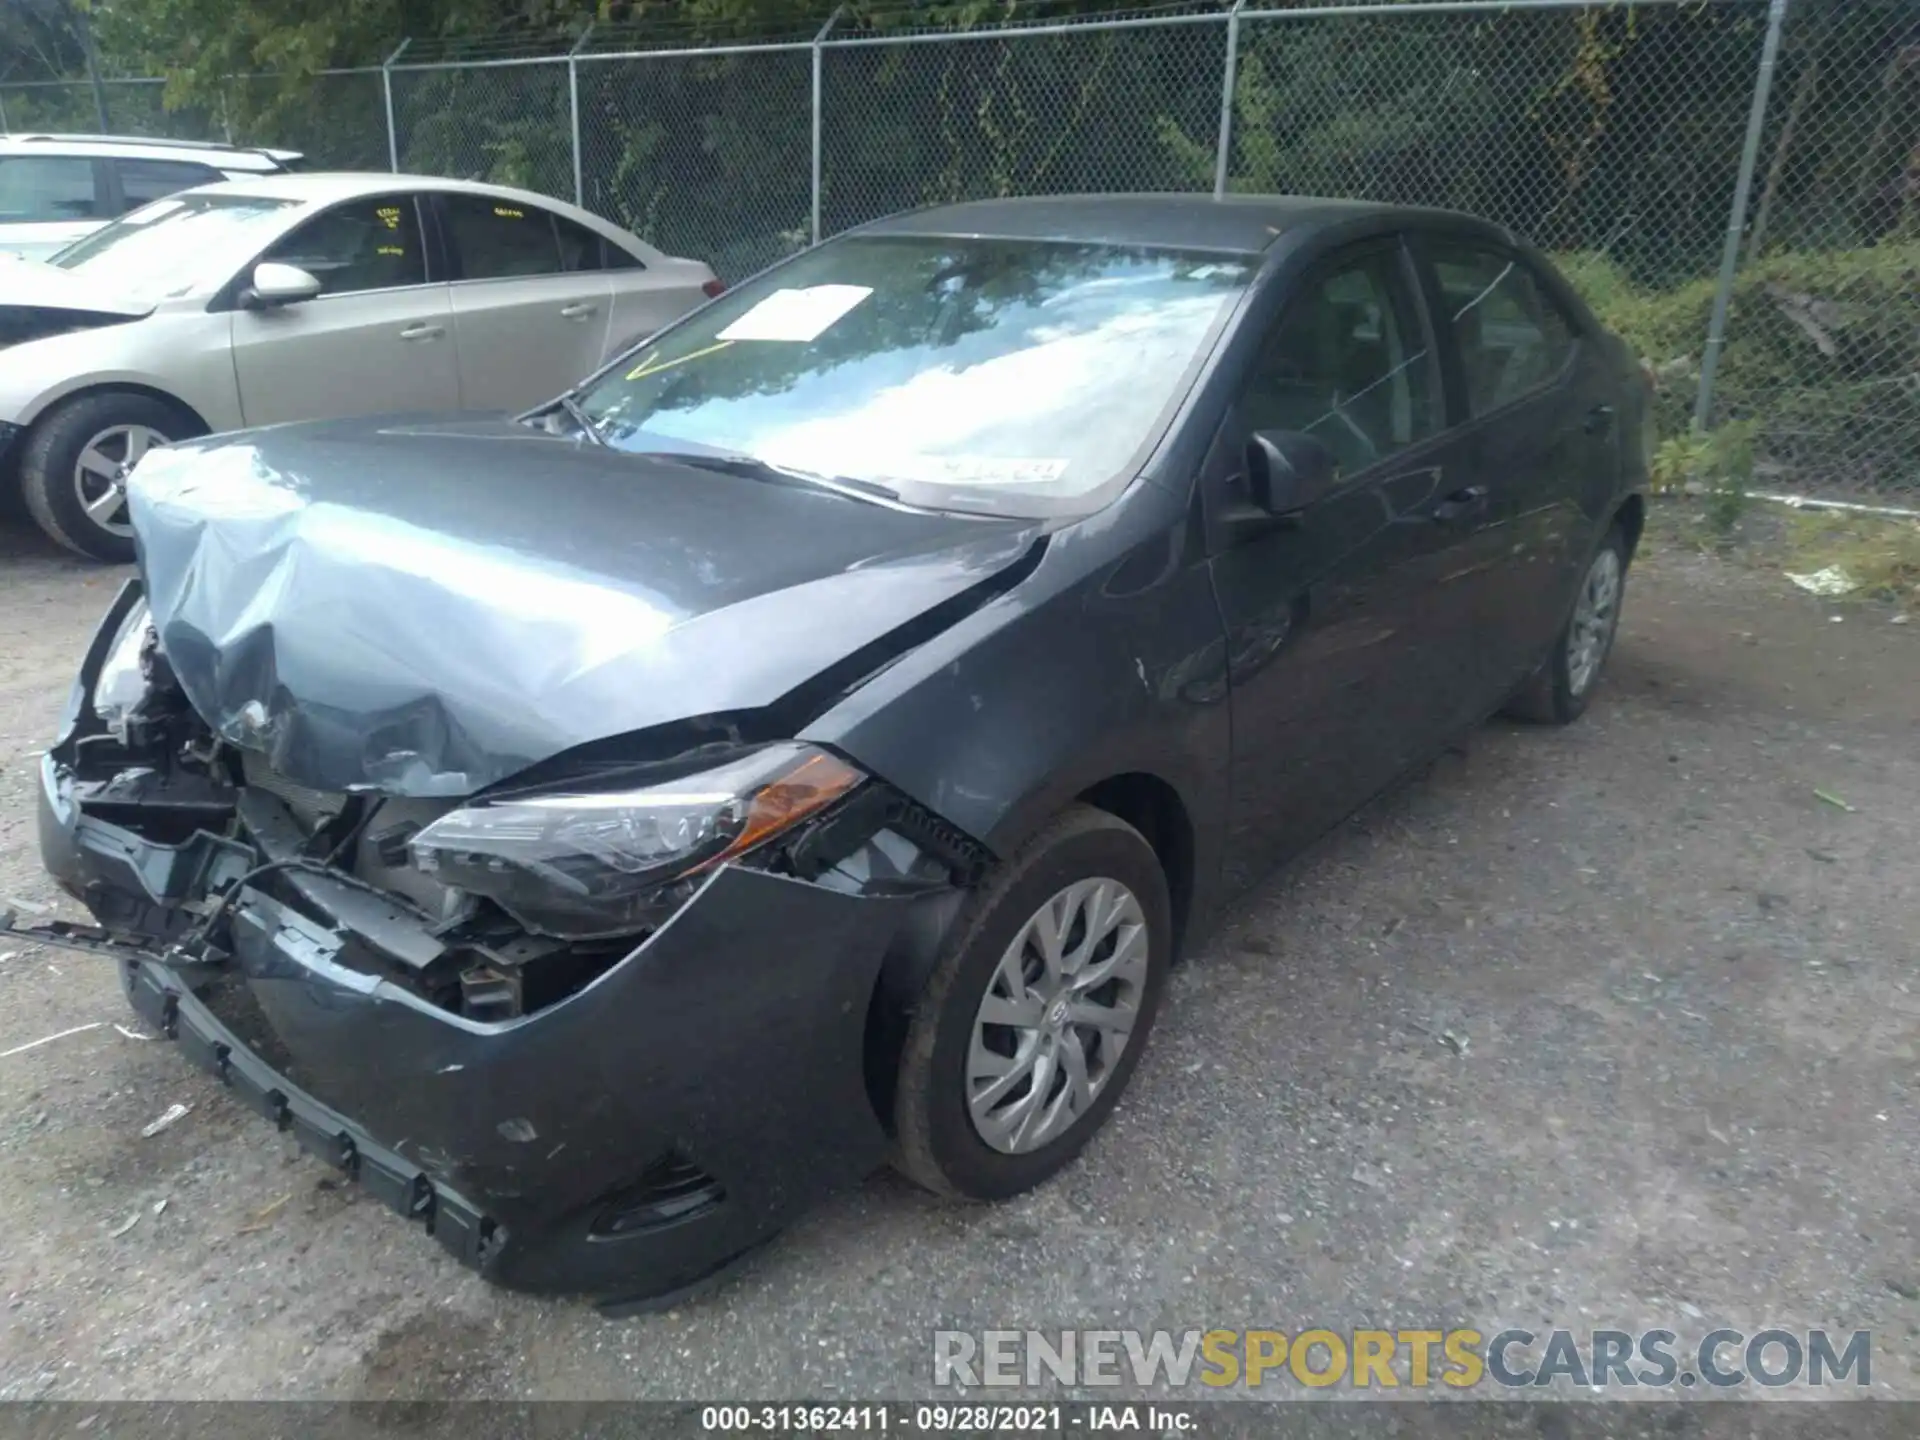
[892,805,1172,1200]
[20,392,197,563]
[1503,524,1629,726]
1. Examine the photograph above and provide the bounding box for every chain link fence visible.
[580,41,815,283]
[1708,0,1920,497]
[3,0,1918,497]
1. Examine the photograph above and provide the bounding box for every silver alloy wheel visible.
[967,876,1150,1155]
[1567,546,1623,697]
[72,424,168,539]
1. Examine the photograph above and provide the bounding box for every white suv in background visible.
[0,171,723,560]
[0,134,303,260]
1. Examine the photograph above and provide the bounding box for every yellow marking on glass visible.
[494,206,524,219]
[625,339,734,382]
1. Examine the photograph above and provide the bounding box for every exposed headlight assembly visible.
[408,743,865,939]
[92,599,155,742]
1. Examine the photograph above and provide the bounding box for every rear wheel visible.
[892,805,1171,1200]
[21,392,199,563]
[1503,524,1629,726]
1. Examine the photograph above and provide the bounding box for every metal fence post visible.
[1214,0,1246,200]
[1693,0,1790,433]
[812,7,846,245]
[568,25,594,207]
[382,39,411,173]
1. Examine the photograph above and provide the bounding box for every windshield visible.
[52,193,300,302]
[573,235,1253,516]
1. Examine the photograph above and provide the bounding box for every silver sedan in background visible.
[0,172,722,559]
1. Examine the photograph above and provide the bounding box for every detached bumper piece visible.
[122,956,501,1269]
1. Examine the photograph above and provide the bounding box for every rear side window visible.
[114,158,224,213]
[1431,243,1578,415]
[442,193,564,279]
[597,236,644,271]
[264,196,428,296]
[557,214,629,272]
[443,193,635,278]
[0,156,103,223]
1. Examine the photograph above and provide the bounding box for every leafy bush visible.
[1558,243,1920,494]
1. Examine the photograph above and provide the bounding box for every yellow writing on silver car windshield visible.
[376,206,402,230]
[494,205,524,220]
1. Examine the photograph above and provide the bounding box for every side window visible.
[1240,247,1438,478]
[1431,244,1578,415]
[556,215,632,272]
[0,156,103,222]
[264,196,427,296]
[441,193,563,279]
[114,159,223,213]
[597,236,644,271]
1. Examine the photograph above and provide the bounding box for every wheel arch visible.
[859,767,1200,1136]
[25,381,211,438]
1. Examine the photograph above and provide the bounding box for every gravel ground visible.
[0,512,1914,1401]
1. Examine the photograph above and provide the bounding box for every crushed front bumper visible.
[34,750,917,1305]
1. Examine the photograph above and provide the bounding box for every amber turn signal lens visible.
[698,750,863,871]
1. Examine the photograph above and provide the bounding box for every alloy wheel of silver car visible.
[1566,546,1623,697]
[71,424,168,540]
[966,876,1150,1155]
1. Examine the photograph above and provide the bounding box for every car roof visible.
[854,193,1487,254]
[0,133,298,170]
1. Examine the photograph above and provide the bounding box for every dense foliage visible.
[4,0,1917,490]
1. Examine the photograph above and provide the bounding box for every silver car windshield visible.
[52,194,300,302]
[574,235,1253,517]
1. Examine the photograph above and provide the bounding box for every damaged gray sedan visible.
[24,195,1647,1307]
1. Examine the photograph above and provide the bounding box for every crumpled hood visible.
[127,414,1036,796]
[0,253,152,318]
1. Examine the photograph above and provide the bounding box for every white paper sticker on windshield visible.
[716,284,872,342]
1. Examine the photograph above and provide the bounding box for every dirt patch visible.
[0,505,1914,1399]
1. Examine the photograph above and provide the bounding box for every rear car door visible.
[434,191,614,409]
[602,239,711,357]
[1206,238,1490,884]
[0,154,111,259]
[230,192,459,427]
[1416,234,1612,701]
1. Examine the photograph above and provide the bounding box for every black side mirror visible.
[1245,430,1340,515]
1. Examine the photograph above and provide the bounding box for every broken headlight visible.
[92,598,155,741]
[407,743,865,939]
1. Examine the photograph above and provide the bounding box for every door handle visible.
[399,322,445,341]
[559,302,597,320]
[1431,485,1489,523]
[1584,404,1615,436]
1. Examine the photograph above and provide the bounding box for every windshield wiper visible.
[637,450,907,507]
[554,394,608,447]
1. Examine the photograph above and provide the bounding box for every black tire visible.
[20,392,199,563]
[1503,523,1630,726]
[892,804,1172,1200]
